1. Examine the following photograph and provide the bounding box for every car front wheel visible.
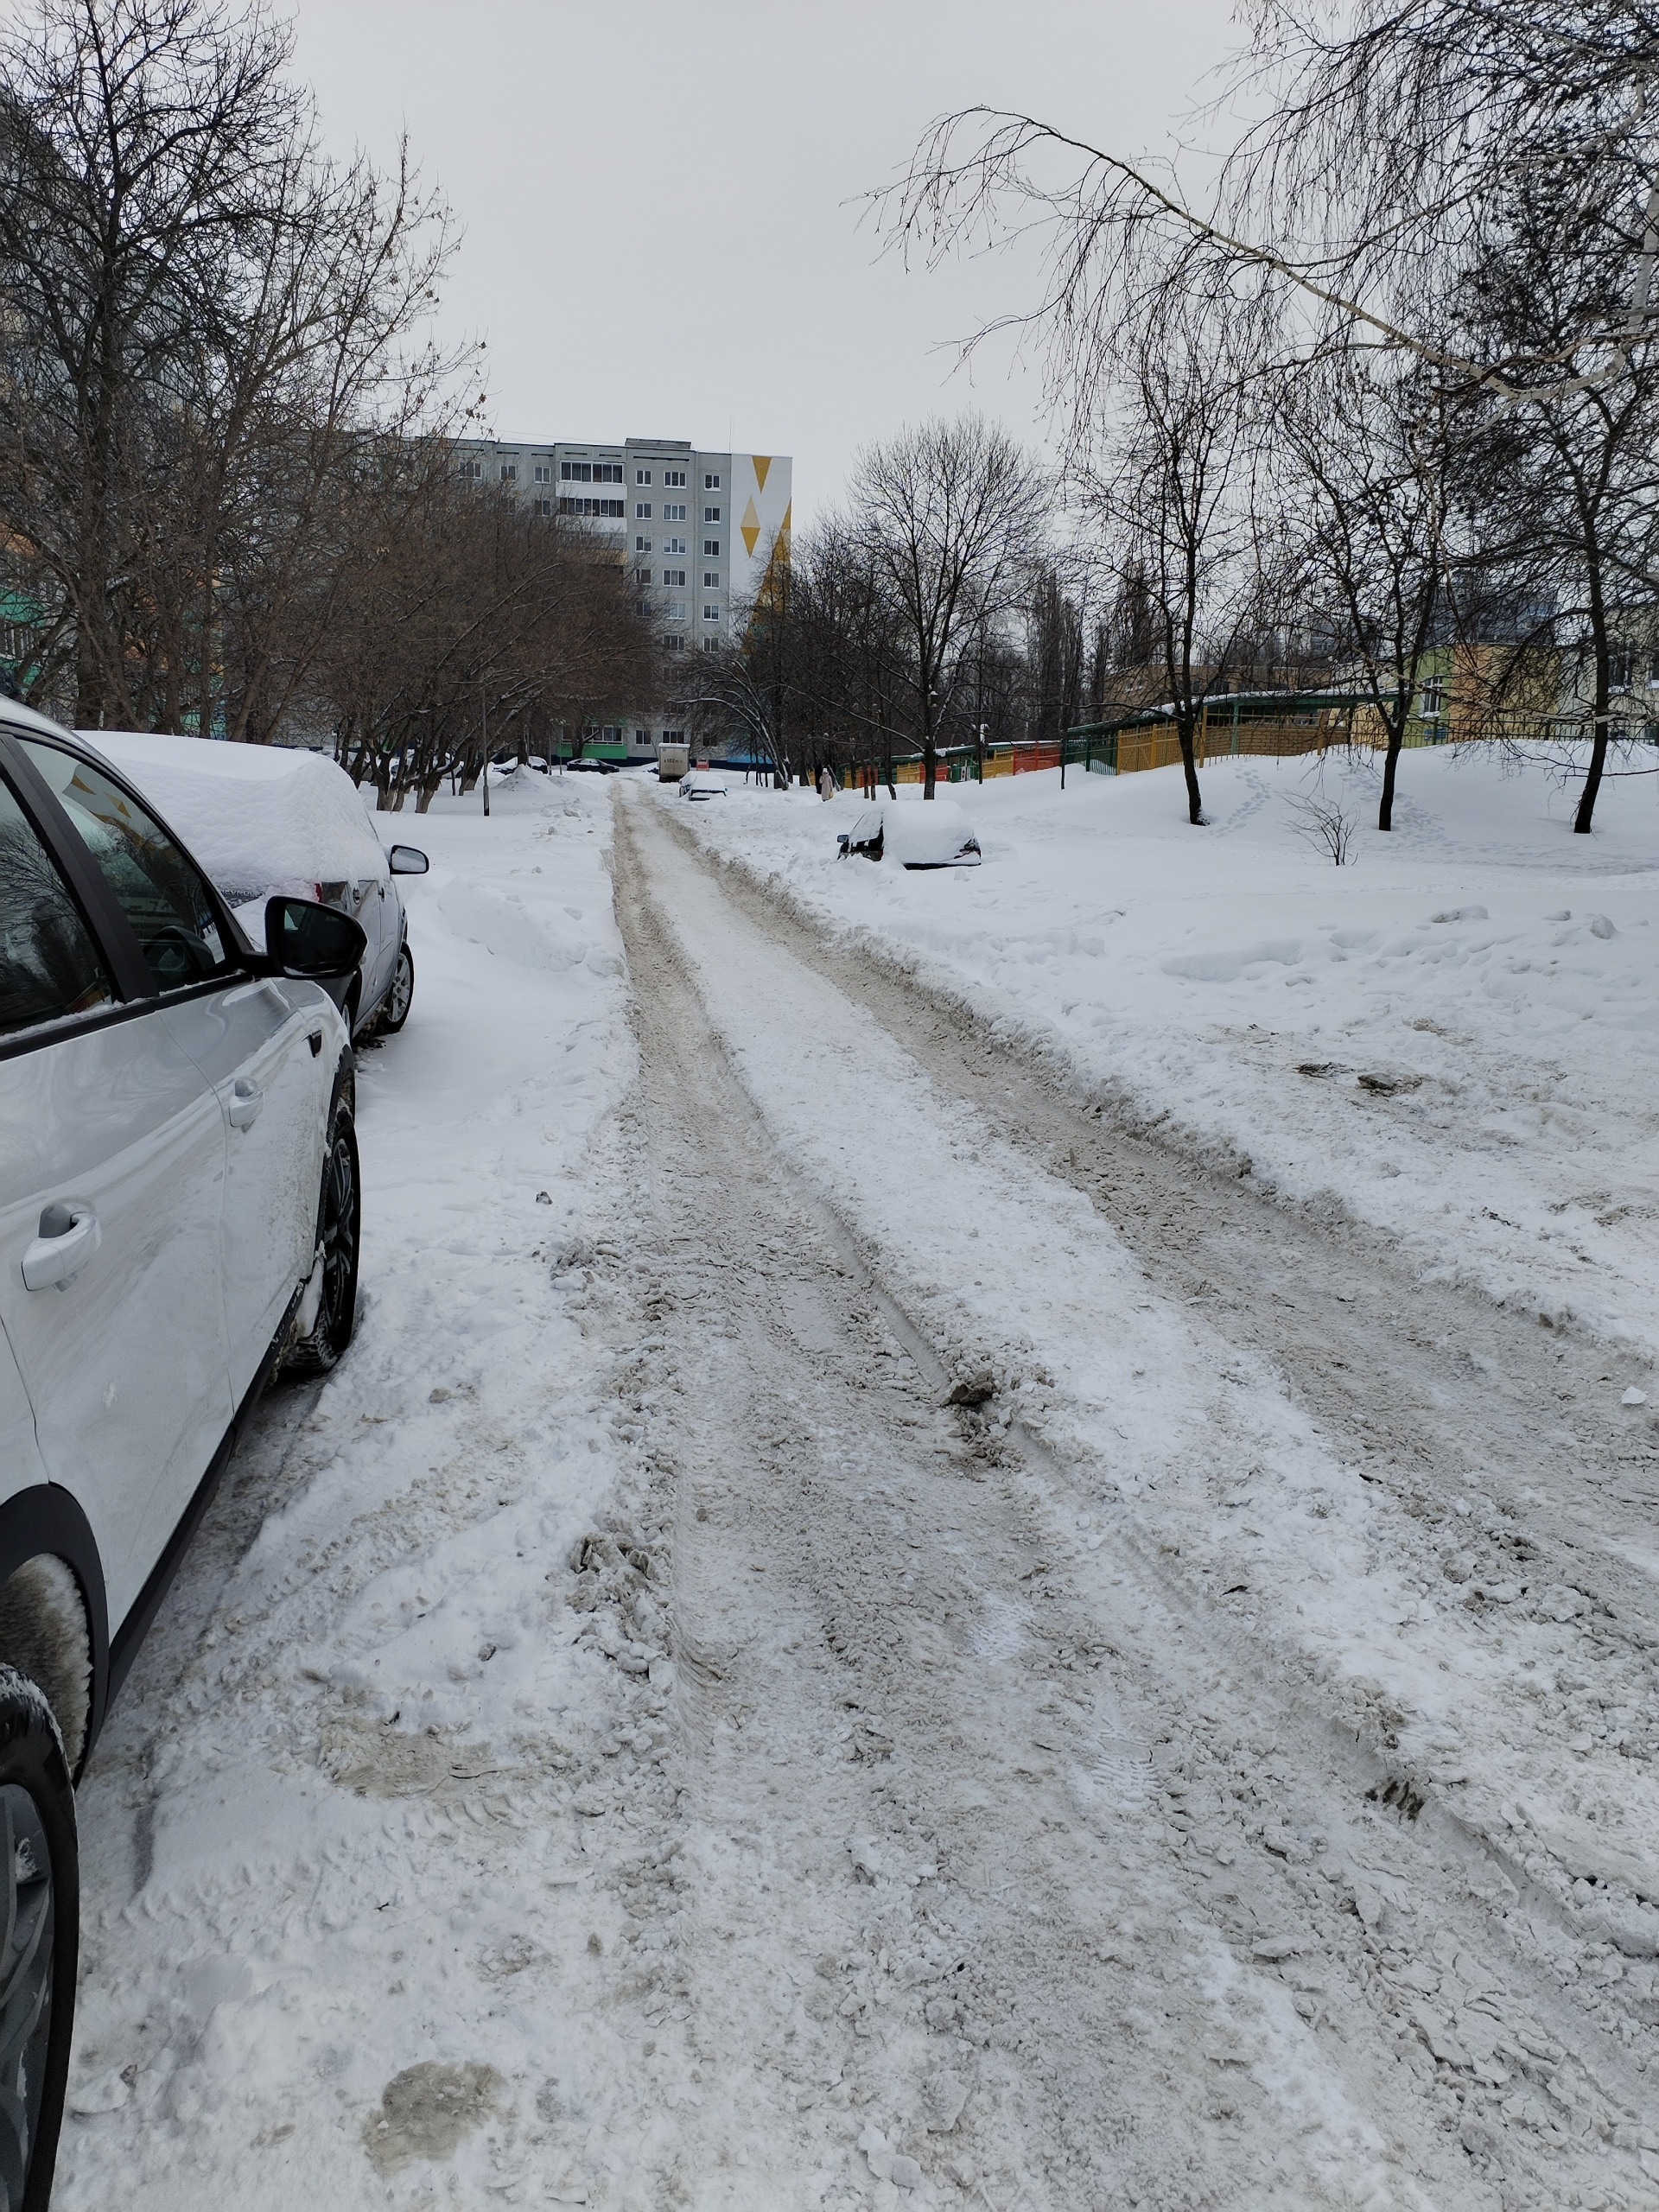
[283,1089,360,1376]
[379,943,414,1034]
[0,1669,76,2212]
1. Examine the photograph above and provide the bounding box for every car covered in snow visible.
[837,797,982,868]
[680,772,728,802]
[90,733,427,1042]
[0,703,367,2202]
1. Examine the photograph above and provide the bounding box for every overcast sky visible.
[290,2,1239,524]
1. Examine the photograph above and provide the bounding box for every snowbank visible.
[671,748,1659,1352]
[60,770,645,2210]
[86,733,388,904]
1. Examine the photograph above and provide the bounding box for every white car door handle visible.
[22,1205,101,1292]
[228,1078,264,1130]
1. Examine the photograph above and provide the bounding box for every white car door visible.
[162,976,334,1401]
[0,762,232,1628]
[12,737,334,1414]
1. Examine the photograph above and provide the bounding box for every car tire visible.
[282,1087,360,1376]
[378,944,414,1035]
[0,1669,77,2212]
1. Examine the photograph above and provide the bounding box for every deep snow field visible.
[674,747,1659,1355]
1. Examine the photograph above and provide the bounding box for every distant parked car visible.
[563,757,619,775]
[0,703,365,2206]
[91,734,427,1042]
[680,772,728,802]
[838,798,982,868]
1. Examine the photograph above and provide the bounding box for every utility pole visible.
[480,683,490,817]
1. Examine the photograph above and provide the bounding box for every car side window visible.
[0,775,116,1038]
[17,739,234,995]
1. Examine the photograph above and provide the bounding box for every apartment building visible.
[452,433,791,755]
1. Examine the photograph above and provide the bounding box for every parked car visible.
[0,703,365,2204]
[91,733,427,1043]
[837,798,982,868]
[563,757,619,775]
[680,772,728,802]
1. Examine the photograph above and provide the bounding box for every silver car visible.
[0,703,365,2203]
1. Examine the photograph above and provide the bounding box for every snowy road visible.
[604,791,1658,2209]
[56,772,1658,2209]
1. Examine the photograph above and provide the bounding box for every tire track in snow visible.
[652,792,1659,1961]
[609,793,1656,2209]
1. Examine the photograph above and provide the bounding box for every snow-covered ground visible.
[60,771,646,2208]
[53,755,1659,2209]
[672,749,1659,1355]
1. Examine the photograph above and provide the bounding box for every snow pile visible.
[671,749,1659,1351]
[86,732,388,904]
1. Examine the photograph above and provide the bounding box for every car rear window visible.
[19,739,235,995]
[0,776,115,1038]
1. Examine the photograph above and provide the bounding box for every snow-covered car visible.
[837,798,982,868]
[680,772,728,801]
[0,703,365,2204]
[90,733,427,1043]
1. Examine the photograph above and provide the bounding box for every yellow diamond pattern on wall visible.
[752,456,772,491]
[741,497,760,557]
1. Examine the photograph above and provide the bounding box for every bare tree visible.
[319,479,658,809]
[1276,351,1459,830]
[1086,296,1274,825]
[848,415,1047,796]
[0,0,461,735]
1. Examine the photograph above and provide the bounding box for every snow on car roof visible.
[86,730,387,904]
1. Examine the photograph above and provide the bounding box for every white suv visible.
[0,704,365,2204]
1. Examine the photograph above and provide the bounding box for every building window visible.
[663,467,687,487]
[635,567,652,585]
[601,726,622,741]
[664,536,687,555]
[663,568,686,587]
[703,605,721,623]
[635,501,652,519]
[635,467,652,486]
[664,502,687,521]
[664,634,686,652]
[534,465,551,484]
[561,461,591,481]
[1419,678,1445,718]
[702,570,721,588]
[661,729,685,742]
[704,472,721,490]
[702,505,721,523]
[702,636,721,652]
[458,458,482,480]
[560,496,625,518]
[666,601,686,620]
[702,537,721,557]
[535,499,553,517]
[594,463,624,484]
[635,535,652,552]
[501,462,518,480]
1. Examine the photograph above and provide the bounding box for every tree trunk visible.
[1378,719,1404,830]
[1573,718,1609,833]
[923,733,938,797]
[1178,721,1204,824]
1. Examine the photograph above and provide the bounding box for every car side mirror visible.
[265,896,366,980]
[388,845,429,875]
